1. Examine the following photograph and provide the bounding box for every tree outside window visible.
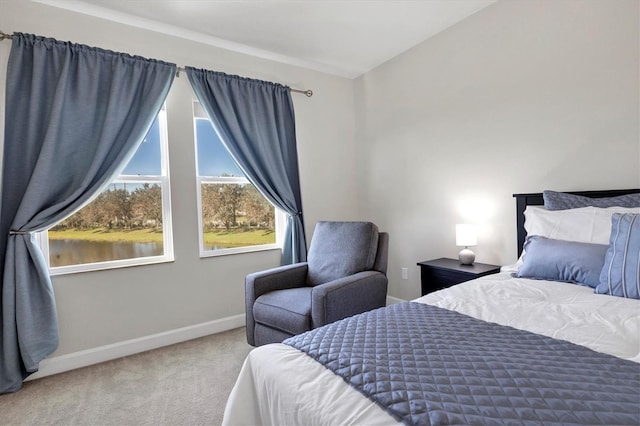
[44,108,174,272]
[194,101,278,255]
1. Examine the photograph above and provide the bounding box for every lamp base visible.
[458,247,475,265]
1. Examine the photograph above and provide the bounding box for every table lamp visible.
[456,224,477,265]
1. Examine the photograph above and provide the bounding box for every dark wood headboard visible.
[512,189,640,257]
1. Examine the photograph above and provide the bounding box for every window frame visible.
[41,107,174,275]
[193,101,283,258]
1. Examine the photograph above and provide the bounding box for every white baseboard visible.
[386,295,406,305]
[27,314,245,381]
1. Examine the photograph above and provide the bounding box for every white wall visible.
[0,0,359,358]
[354,0,640,301]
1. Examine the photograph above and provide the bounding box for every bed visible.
[223,189,640,425]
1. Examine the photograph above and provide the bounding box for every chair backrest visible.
[373,232,389,275]
[306,221,381,286]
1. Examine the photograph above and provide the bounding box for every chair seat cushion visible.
[253,287,313,335]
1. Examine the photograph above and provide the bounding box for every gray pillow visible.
[516,236,608,288]
[596,213,640,299]
[543,190,640,210]
[306,221,379,286]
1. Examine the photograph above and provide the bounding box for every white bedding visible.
[222,272,640,425]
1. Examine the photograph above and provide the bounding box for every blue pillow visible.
[543,190,640,210]
[596,213,640,299]
[517,236,608,287]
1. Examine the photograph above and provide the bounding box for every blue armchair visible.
[245,221,389,346]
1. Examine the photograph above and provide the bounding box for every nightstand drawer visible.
[417,258,500,296]
[423,268,473,289]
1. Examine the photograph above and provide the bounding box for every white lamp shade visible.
[456,224,478,247]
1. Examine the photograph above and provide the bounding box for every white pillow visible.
[524,206,640,244]
[514,206,640,272]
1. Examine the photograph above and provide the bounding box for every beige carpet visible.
[0,327,253,426]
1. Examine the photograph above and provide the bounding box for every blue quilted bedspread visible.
[283,302,640,425]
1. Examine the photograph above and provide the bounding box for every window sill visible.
[199,244,281,258]
[49,255,175,276]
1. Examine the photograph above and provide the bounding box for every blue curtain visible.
[185,68,307,264]
[0,33,175,393]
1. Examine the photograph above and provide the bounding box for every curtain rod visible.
[174,66,312,97]
[0,30,313,97]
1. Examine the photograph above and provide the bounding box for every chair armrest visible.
[245,263,308,346]
[246,263,309,301]
[310,270,388,328]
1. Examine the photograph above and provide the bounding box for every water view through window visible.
[47,111,171,269]
[48,182,165,267]
[49,239,163,266]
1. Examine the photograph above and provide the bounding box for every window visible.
[42,107,174,274]
[193,101,281,256]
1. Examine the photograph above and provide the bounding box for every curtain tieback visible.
[9,230,32,235]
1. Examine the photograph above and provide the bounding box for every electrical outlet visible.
[401,267,408,280]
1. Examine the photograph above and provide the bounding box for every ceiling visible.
[35,0,496,78]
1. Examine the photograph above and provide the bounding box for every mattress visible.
[222,272,640,425]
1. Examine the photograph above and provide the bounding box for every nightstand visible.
[417,258,501,296]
